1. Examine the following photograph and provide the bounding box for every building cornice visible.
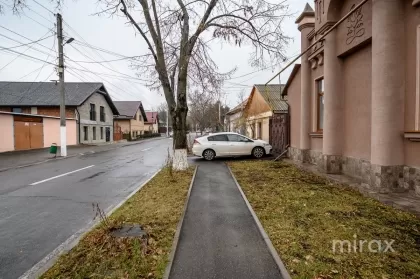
[298,22,315,31]
[307,29,316,40]
[317,21,335,35]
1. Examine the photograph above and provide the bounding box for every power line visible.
[68,56,146,64]
[0,48,56,66]
[22,35,56,95]
[66,61,144,100]
[0,29,54,72]
[32,0,55,15]
[0,0,54,31]
[67,44,150,82]
[0,25,55,53]
[0,64,54,91]
[66,65,148,84]
[71,40,142,59]
[0,33,53,51]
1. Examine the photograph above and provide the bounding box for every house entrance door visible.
[105,127,111,142]
[269,113,289,155]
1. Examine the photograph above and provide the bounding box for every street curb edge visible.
[227,164,292,279]
[18,168,163,279]
[162,165,198,279]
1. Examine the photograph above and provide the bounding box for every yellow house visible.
[114,101,147,139]
[144,111,159,133]
[243,84,287,143]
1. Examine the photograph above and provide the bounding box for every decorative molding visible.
[298,22,315,31]
[413,0,420,7]
[346,4,365,45]
[309,132,323,138]
[404,132,420,142]
[317,21,335,35]
[307,29,316,40]
[317,53,324,66]
[310,58,318,69]
[308,46,324,61]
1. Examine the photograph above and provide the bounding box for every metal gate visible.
[14,115,44,150]
[269,113,289,155]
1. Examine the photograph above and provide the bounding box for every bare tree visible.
[189,90,214,135]
[5,0,291,169]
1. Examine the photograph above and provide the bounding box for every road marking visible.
[141,147,152,152]
[30,165,95,186]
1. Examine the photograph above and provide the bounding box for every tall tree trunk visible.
[171,72,189,170]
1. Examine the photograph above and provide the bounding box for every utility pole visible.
[57,13,67,157]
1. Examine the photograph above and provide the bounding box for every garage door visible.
[14,116,44,150]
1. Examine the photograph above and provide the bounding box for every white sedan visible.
[192,132,272,161]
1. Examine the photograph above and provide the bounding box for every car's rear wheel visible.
[203,149,216,161]
[252,147,265,159]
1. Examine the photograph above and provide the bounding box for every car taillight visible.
[193,139,200,145]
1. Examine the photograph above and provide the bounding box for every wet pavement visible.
[0,137,172,279]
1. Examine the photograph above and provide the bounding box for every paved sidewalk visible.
[0,137,167,171]
[169,161,283,279]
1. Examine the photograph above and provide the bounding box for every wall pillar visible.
[322,29,343,173]
[299,26,314,162]
[371,0,405,192]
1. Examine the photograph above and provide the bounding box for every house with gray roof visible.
[243,84,289,154]
[0,81,119,144]
[113,101,148,140]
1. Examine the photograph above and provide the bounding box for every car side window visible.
[211,134,228,141]
[239,136,252,142]
[227,134,252,142]
[227,134,241,142]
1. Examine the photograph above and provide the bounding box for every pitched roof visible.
[295,3,315,23]
[226,99,247,115]
[254,84,288,112]
[145,111,159,124]
[0,81,119,114]
[282,64,301,96]
[113,101,147,120]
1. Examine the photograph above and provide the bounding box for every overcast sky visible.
[0,0,309,110]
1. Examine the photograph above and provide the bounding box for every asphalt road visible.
[0,137,172,279]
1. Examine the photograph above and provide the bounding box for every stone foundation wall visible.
[288,147,420,196]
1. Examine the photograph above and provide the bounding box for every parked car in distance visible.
[192,132,272,161]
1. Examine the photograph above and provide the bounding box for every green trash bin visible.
[49,143,58,155]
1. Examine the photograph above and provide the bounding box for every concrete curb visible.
[162,165,198,279]
[18,168,163,279]
[0,137,169,173]
[227,165,292,279]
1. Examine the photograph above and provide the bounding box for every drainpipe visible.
[75,108,81,144]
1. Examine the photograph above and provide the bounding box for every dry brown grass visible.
[41,167,194,279]
[229,160,420,279]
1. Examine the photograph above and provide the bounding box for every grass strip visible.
[229,160,420,279]
[41,167,195,279]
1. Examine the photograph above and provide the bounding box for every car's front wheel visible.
[203,149,216,161]
[252,147,265,159]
